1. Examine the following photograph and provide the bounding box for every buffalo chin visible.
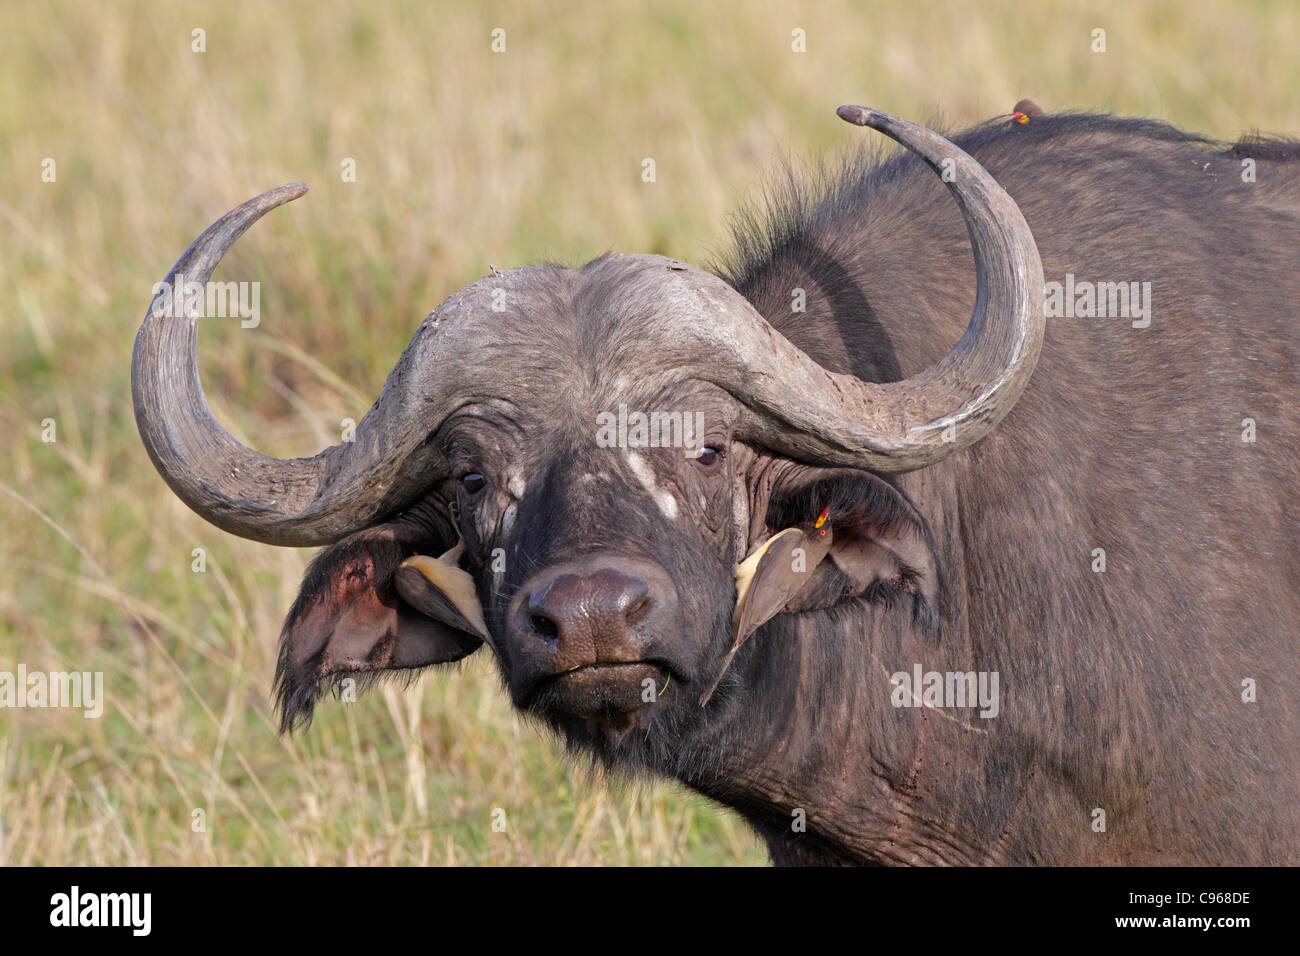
[530,662,665,743]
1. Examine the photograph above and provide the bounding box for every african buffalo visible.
[133,105,1300,865]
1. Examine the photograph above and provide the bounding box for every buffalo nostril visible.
[529,612,560,642]
[623,593,652,624]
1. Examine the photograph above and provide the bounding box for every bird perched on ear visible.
[1011,98,1044,124]
[697,507,836,706]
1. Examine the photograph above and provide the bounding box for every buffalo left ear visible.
[702,470,938,706]
[760,468,938,625]
[276,524,485,732]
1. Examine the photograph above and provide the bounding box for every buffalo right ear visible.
[275,524,485,733]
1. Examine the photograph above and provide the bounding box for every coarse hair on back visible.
[712,109,1299,296]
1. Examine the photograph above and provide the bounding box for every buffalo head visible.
[132,107,1044,763]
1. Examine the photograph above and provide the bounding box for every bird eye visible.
[461,472,487,494]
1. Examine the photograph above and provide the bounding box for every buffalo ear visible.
[275,524,484,732]
[702,468,938,707]
[753,467,939,628]
[819,514,937,616]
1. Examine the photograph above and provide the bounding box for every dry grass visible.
[1,0,1295,865]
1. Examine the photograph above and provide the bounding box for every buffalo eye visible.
[690,445,723,469]
[460,472,487,495]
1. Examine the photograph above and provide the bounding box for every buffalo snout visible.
[505,555,684,718]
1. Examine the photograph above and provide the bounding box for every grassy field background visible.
[1,0,1296,865]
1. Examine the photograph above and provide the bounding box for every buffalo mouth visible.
[526,661,670,738]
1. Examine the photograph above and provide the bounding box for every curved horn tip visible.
[836,104,878,127]
[263,182,309,205]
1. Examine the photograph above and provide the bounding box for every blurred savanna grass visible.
[1,0,1295,865]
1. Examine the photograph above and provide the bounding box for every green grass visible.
[1,0,1296,865]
